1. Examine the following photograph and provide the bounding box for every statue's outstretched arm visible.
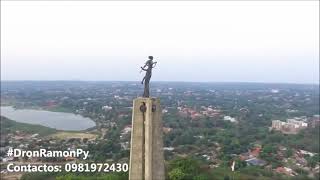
[152,62,157,68]
[141,67,147,71]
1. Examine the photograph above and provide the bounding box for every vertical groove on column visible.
[129,98,164,180]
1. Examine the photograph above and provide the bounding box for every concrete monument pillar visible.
[129,97,165,180]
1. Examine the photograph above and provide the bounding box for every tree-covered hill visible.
[0,116,57,136]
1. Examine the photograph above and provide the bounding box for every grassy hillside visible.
[0,116,57,136]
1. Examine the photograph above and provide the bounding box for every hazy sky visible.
[1,1,319,84]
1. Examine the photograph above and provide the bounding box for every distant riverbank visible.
[1,116,57,136]
[0,106,96,131]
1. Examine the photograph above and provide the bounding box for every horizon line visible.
[1,80,319,86]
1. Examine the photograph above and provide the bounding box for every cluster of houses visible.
[177,106,224,120]
[101,105,113,111]
[239,146,266,166]
[200,106,222,117]
[271,117,308,134]
[276,147,320,177]
[223,116,238,123]
[275,166,298,176]
[177,106,204,119]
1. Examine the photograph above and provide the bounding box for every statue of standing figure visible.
[141,56,157,97]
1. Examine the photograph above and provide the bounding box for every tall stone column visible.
[129,97,165,180]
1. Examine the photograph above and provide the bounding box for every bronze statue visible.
[141,56,157,97]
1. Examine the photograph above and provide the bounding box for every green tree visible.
[306,154,319,169]
[285,148,293,158]
[169,157,201,179]
[168,168,187,180]
[193,174,209,180]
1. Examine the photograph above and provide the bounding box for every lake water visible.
[0,106,96,131]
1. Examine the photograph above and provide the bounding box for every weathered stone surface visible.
[129,97,164,180]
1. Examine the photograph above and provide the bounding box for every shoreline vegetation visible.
[0,105,97,131]
[0,116,57,136]
[0,116,99,140]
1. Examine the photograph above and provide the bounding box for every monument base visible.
[129,97,165,180]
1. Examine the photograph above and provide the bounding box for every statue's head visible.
[148,56,153,60]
